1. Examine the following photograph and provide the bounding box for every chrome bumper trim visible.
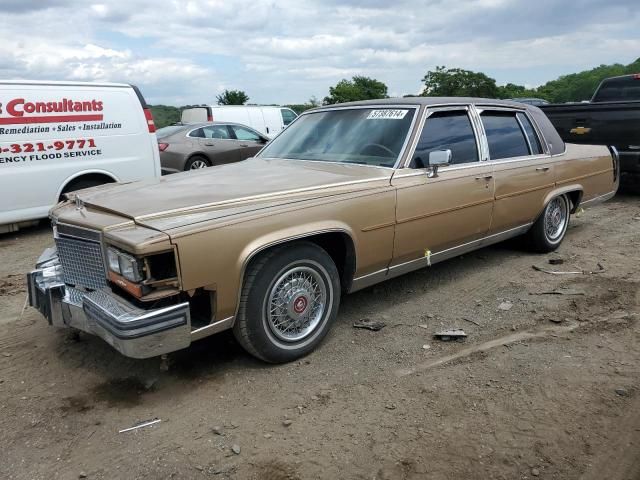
[27,250,192,359]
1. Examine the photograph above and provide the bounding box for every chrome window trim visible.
[476,107,553,163]
[515,113,534,155]
[185,124,234,140]
[400,104,485,169]
[259,104,421,170]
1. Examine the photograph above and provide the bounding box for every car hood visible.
[70,157,393,232]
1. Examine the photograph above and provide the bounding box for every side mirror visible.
[260,136,269,144]
[427,149,451,178]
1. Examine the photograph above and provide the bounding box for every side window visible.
[411,110,478,168]
[188,128,204,138]
[201,125,231,139]
[281,108,297,126]
[231,125,261,141]
[481,112,530,160]
[516,112,543,155]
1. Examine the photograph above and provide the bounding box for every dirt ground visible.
[0,195,639,480]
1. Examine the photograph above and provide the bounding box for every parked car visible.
[28,98,618,363]
[0,80,160,233]
[181,105,297,138]
[508,97,549,106]
[541,74,640,187]
[157,122,268,173]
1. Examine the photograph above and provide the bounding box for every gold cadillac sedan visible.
[28,98,619,363]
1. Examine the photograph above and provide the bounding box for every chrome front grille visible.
[54,227,107,290]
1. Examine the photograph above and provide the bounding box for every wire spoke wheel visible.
[266,266,327,342]
[544,196,568,242]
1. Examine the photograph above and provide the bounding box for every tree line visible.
[150,57,640,128]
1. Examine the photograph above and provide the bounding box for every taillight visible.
[144,108,156,133]
[158,143,169,152]
[633,73,640,80]
[207,114,213,122]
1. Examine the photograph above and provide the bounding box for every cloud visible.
[0,0,638,104]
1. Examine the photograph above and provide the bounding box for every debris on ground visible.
[422,344,431,350]
[549,258,564,265]
[462,317,481,326]
[282,419,293,427]
[615,388,629,397]
[353,318,386,331]
[532,264,606,275]
[433,329,467,341]
[531,288,586,296]
[118,418,161,433]
[498,301,513,311]
[231,444,241,455]
[212,426,223,435]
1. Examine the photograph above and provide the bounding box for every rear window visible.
[481,111,530,160]
[592,76,640,102]
[156,125,184,138]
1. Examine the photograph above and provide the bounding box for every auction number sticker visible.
[366,109,408,120]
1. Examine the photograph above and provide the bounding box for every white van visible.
[181,105,298,138]
[0,80,161,233]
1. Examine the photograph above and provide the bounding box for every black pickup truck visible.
[540,74,640,187]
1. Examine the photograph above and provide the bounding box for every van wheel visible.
[526,194,570,252]
[233,242,341,363]
[185,156,211,170]
[60,177,112,200]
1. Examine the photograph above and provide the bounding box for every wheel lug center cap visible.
[293,295,308,314]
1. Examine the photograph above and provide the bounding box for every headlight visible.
[106,248,121,274]
[106,247,144,282]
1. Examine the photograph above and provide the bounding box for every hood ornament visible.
[75,196,84,210]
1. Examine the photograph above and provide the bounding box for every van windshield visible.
[258,107,416,168]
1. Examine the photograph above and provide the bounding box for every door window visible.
[188,128,205,138]
[411,110,479,168]
[201,125,232,139]
[281,109,297,126]
[481,112,530,160]
[231,125,262,141]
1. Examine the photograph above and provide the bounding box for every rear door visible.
[478,108,554,234]
[228,124,266,159]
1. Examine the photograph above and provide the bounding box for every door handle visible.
[475,175,493,180]
[204,142,214,146]
[536,167,550,172]
[239,143,249,147]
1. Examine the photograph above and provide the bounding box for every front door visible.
[391,108,494,269]
[229,125,267,159]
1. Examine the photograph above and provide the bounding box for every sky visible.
[0,0,638,106]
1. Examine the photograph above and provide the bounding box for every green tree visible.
[421,66,500,98]
[323,76,388,104]
[216,89,249,105]
[149,105,181,128]
[535,58,640,102]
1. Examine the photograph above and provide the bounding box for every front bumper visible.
[27,248,191,359]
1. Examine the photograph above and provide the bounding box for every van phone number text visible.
[1,138,97,154]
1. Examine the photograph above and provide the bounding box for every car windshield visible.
[258,107,416,168]
[156,125,184,138]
